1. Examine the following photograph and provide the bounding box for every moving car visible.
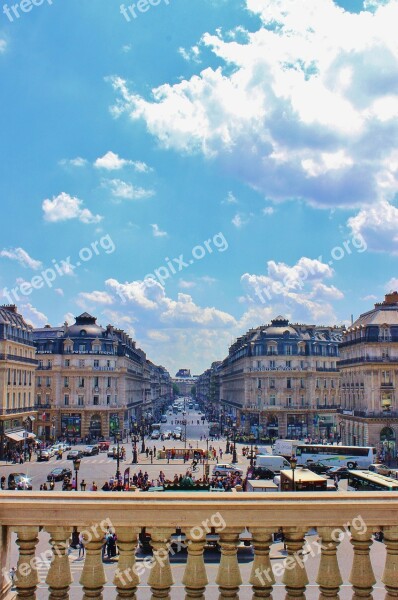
[151,430,161,440]
[47,467,72,482]
[305,461,330,475]
[255,455,291,473]
[327,466,351,479]
[212,464,244,477]
[7,473,33,490]
[37,449,52,462]
[173,431,181,440]
[163,431,171,440]
[247,466,275,479]
[67,450,83,460]
[368,463,392,476]
[83,445,99,456]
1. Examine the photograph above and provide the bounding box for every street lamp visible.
[132,435,138,464]
[289,455,298,492]
[232,423,237,464]
[73,457,81,492]
[141,419,146,453]
[249,433,255,467]
[115,432,121,480]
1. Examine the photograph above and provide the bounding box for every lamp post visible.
[115,432,121,480]
[289,455,298,491]
[141,419,146,453]
[226,430,230,454]
[73,457,81,492]
[249,433,255,467]
[232,423,237,464]
[132,435,138,464]
[382,397,393,465]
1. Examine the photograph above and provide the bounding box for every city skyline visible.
[1,0,398,373]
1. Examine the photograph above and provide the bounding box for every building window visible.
[107,395,111,405]
[287,378,292,389]
[107,377,111,388]
[300,378,305,389]
[316,378,320,389]
[270,395,276,406]
[257,378,262,389]
[64,377,69,388]
[78,396,84,406]
[64,359,70,367]
[94,377,99,388]
[270,378,275,389]
[94,360,99,368]
[286,360,291,368]
[78,377,85,388]
[79,344,86,353]
[286,396,292,406]
[269,360,275,369]
[300,395,305,406]
[93,396,99,406]
[37,376,41,387]
[79,360,85,368]
[64,395,69,406]
[107,360,111,368]
[286,345,292,355]
[324,379,327,388]
[36,395,41,405]
[38,360,43,368]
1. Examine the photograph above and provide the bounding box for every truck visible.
[271,439,302,458]
[255,455,291,473]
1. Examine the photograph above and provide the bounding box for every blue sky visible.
[1,0,398,374]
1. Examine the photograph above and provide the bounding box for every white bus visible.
[295,444,376,469]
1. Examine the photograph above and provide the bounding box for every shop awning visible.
[5,430,36,442]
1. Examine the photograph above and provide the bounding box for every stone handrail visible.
[1,491,398,600]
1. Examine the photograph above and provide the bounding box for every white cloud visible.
[21,303,48,328]
[232,213,249,228]
[95,151,151,173]
[78,291,114,305]
[0,247,42,270]
[262,206,274,215]
[42,192,102,224]
[0,40,7,53]
[222,191,238,205]
[59,157,87,167]
[385,278,398,291]
[110,0,398,211]
[102,178,155,201]
[54,288,64,296]
[348,200,398,254]
[151,223,168,237]
[63,312,75,326]
[179,280,197,289]
[178,45,201,63]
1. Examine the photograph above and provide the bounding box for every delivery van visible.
[255,454,291,473]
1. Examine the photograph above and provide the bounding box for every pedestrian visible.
[80,479,86,491]
[78,533,85,559]
[1,476,5,490]
[9,567,16,587]
[90,481,97,491]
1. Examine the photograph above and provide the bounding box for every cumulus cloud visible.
[151,223,168,237]
[21,303,48,328]
[102,178,155,201]
[0,247,42,270]
[95,151,151,172]
[42,192,102,224]
[348,200,398,254]
[59,157,87,167]
[109,0,398,220]
[0,40,7,53]
[78,291,114,305]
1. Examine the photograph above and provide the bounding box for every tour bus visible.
[295,444,376,469]
[347,470,398,492]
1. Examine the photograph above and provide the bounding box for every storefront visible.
[61,413,82,438]
[287,414,309,439]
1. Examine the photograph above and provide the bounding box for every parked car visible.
[83,445,99,456]
[173,431,181,440]
[151,430,161,440]
[47,467,72,482]
[107,446,122,458]
[67,450,83,460]
[368,463,392,476]
[8,473,33,490]
[37,449,51,462]
[327,466,351,479]
[213,464,244,477]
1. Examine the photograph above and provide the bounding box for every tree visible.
[191,385,196,397]
[172,383,180,396]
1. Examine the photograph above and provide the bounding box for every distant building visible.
[176,369,191,378]
[33,313,146,440]
[0,305,38,459]
[218,316,343,439]
[338,292,398,458]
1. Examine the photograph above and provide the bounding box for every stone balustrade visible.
[0,491,398,600]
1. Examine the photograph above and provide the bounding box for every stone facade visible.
[0,305,38,458]
[338,292,398,458]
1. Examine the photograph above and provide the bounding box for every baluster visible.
[215,529,242,600]
[182,531,208,600]
[249,528,275,600]
[14,527,40,600]
[382,526,398,600]
[282,527,309,600]
[113,527,140,600]
[45,527,73,600]
[316,527,343,600]
[349,527,376,600]
[147,528,174,600]
[79,528,107,600]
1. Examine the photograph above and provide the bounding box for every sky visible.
[1,0,398,375]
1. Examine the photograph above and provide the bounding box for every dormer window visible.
[80,330,87,336]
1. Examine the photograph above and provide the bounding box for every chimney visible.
[384,291,398,305]
[1,305,17,313]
